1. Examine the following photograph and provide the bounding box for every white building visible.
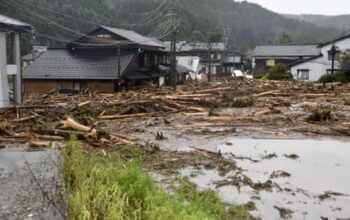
[291,35,350,81]
[0,14,32,107]
[176,56,201,80]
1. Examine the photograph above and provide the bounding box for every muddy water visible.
[181,138,350,220]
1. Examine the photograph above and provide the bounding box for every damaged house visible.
[23,26,169,93]
[177,42,225,75]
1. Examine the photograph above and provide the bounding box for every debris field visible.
[1,79,350,150]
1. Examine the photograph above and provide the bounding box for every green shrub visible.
[339,52,350,83]
[319,73,341,83]
[253,72,266,79]
[265,64,293,80]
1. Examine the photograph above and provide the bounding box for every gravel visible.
[0,144,65,220]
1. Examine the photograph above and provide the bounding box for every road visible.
[0,144,65,220]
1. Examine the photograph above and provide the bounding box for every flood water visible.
[181,138,350,220]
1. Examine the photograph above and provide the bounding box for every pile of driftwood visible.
[1,79,350,148]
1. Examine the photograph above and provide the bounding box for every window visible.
[297,69,309,80]
[188,59,193,66]
[58,81,64,90]
[95,34,112,38]
[144,54,150,66]
[154,54,159,65]
[73,81,81,91]
[328,51,341,61]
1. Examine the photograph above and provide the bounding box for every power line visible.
[5,0,87,38]
[4,0,172,47]
[122,0,170,16]
[12,0,103,27]
[121,0,173,27]
[149,18,173,37]
[155,21,180,39]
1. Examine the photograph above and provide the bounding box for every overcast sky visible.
[243,0,350,15]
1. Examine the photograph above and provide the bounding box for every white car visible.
[232,70,253,79]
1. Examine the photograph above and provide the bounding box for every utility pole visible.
[170,0,177,90]
[222,27,229,75]
[117,46,121,91]
[208,40,212,82]
[330,45,339,75]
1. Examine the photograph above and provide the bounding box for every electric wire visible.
[12,0,103,26]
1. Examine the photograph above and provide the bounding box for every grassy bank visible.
[60,137,253,220]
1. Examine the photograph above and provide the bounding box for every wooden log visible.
[255,109,271,116]
[183,112,209,116]
[252,90,280,97]
[29,140,50,148]
[186,106,208,112]
[60,117,97,134]
[34,129,87,140]
[78,101,91,107]
[193,87,232,94]
[98,113,147,120]
[14,113,39,123]
[33,134,65,141]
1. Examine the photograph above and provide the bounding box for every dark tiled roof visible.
[0,14,32,32]
[318,34,350,48]
[23,49,136,80]
[101,26,164,48]
[252,45,320,57]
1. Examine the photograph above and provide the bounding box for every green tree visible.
[339,52,350,82]
[278,32,292,44]
[266,64,293,80]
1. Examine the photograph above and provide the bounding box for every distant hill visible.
[285,14,350,30]
[0,0,346,53]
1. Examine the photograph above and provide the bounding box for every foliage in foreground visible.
[60,137,253,220]
[319,73,341,83]
[265,64,293,80]
[339,52,350,83]
[319,52,350,83]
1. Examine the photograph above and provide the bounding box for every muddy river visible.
[184,138,350,219]
[141,128,350,219]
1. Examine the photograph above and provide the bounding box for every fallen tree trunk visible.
[29,140,50,149]
[60,117,97,134]
[253,90,280,98]
[98,113,147,120]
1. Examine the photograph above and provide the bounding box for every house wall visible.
[87,81,115,93]
[24,80,57,93]
[291,57,327,81]
[253,57,301,73]
[291,38,350,81]
[176,56,201,80]
[24,80,115,94]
